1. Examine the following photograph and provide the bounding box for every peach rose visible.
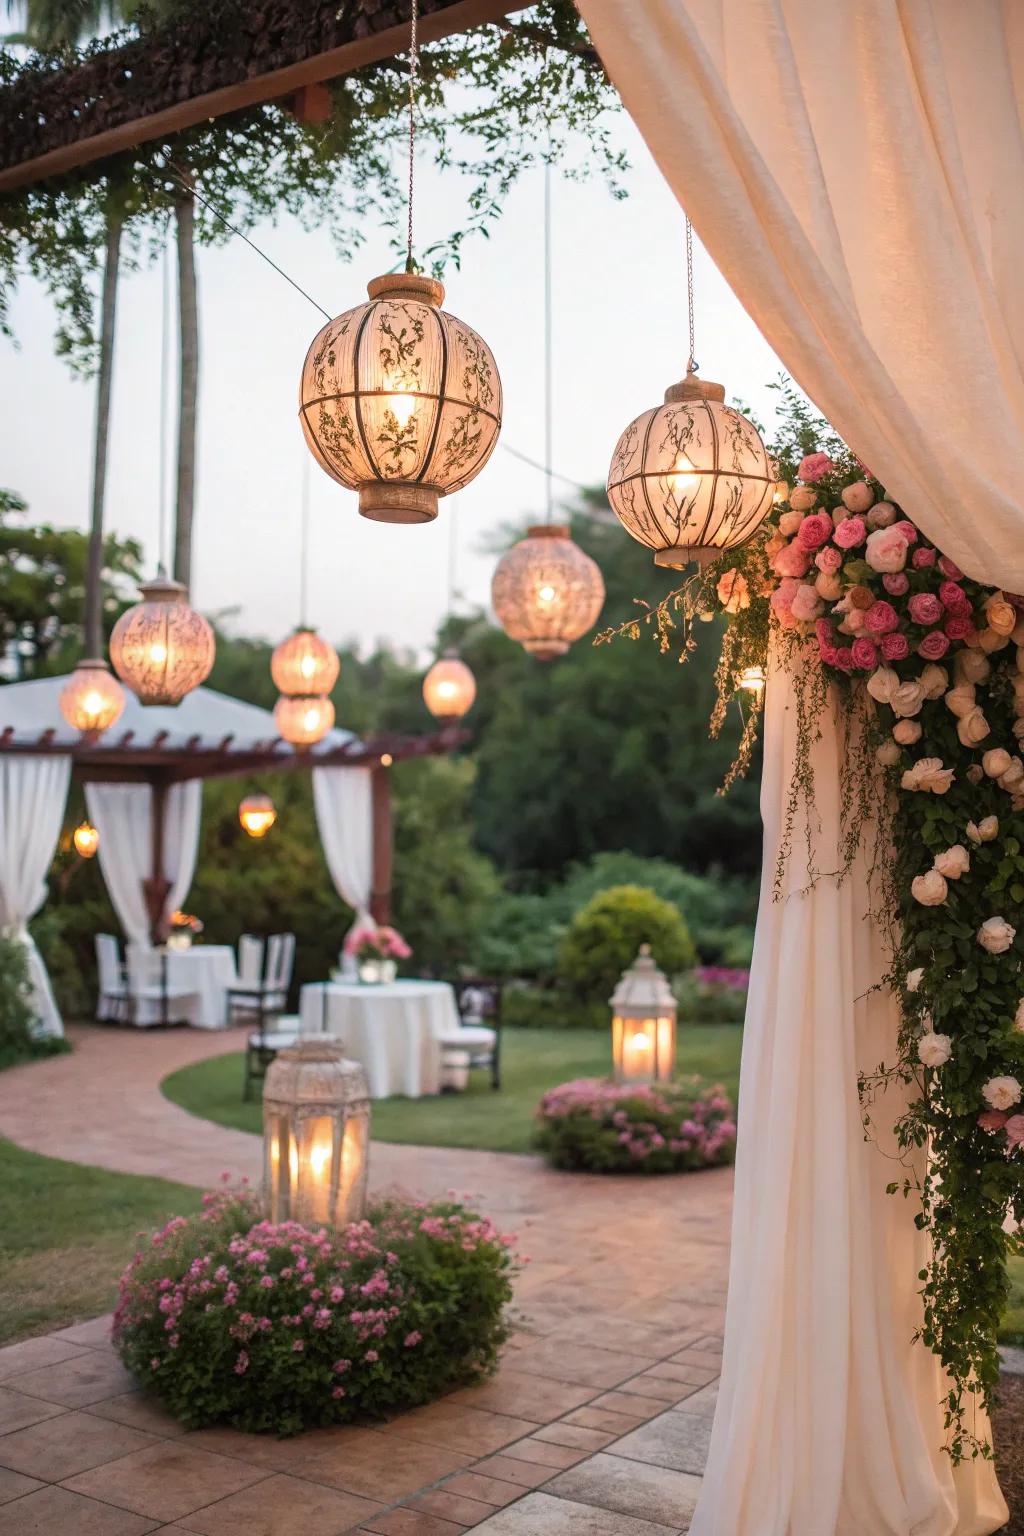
[893,720,922,746]
[841,481,874,513]
[985,594,1018,636]
[966,816,999,844]
[933,844,970,880]
[983,748,1012,778]
[956,707,990,748]
[790,486,819,511]
[911,869,948,906]
[978,918,1017,955]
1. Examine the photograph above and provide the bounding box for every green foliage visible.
[558,884,696,1004]
[536,1076,736,1174]
[674,973,747,1026]
[0,931,71,1069]
[114,1188,515,1435]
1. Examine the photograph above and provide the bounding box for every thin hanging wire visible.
[299,450,311,629]
[685,215,697,375]
[446,502,459,615]
[543,156,554,523]
[406,0,420,273]
[157,233,171,576]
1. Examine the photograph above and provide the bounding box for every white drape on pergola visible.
[573,0,1022,1530]
[84,781,203,946]
[0,756,70,1038]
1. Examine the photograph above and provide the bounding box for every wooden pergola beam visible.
[0,0,529,194]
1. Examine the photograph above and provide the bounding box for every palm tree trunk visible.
[85,204,122,656]
[173,188,198,590]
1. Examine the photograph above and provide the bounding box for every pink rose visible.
[1006,1114,1024,1148]
[880,632,910,661]
[939,557,963,580]
[773,542,811,578]
[863,600,899,634]
[939,580,969,613]
[865,527,908,573]
[819,643,839,666]
[815,618,836,647]
[908,592,943,626]
[978,1109,1008,1133]
[834,517,867,550]
[815,545,842,573]
[944,614,973,640]
[918,630,950,660]
[851,637,879,670]
[833,646,854,672]
[796,513,832,552]
[798,452,835,483]
[893,520,918,545]
[883,572,910,596]
[770,580,799,629]
[912,546,937,568]
[790,582,823,622]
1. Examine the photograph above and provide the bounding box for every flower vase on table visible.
[167,911,203,952]
[344,925,411,986]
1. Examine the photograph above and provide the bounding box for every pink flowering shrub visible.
[114,1190,515,1435]
[536,1077,736,1174]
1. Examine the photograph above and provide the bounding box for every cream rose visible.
[906,967,924,993]
[999,756,1024,790]
[977,917,1017,954]
[876,740,901,767]
[983,748,1012,778]
[893,720,922,746]
[919,664,948,701]
[956,707,990,748]
[790,487,818,511]
[778,510,804,537]
[955,649,991,685]
[918,1033,952,1068]
[982,1075,1022,1111]
[966,816,999,845]
[912,870,948,906]
[944,684,977,720]
[933,844,970,880]
[890,681,926,719]
[866,666,900,706]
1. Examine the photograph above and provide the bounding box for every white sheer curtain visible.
[313,768,373,974]
[85,781,202,944]
[0,756,70,1038]
[575,0,1024,589]
[689,644,1007,1536]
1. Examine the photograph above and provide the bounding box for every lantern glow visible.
[239,794,277,838]
[109,574,214,707]
[610,945,678,1086]
[264,1040,370,1230]
[491,525,605,661]
[299,273,502,525]
[73,820,100,859]
[271,628,340,698]
[423,652,477,720]
[274,694,334,747]
[59,659,126,735]
[739,665,767,695]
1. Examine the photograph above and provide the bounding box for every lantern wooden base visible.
[359,483,439,524]
[653,546,724,571]
[523,639,569,661]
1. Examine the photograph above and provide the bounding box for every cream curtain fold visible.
[575,0,1024,589]
[0,755,70,1038]
[85,781,202,944]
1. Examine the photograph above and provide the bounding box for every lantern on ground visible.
[73,820,99,859]
[110,574,215,706]
[264,1039,370,1228]
[59,659,126,735]
[610,945,678,1086]
[274,693,334,747]
[423,651,476,721]
[299,273,502,524]
[271,627,340,698]
[239,794,276,838]
[491,525,605,660]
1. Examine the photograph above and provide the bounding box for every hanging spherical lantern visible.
[423,651,476,721]
[109,574,215,707]
[491,525,605,661]
[271,627,340,697]
[606,371,774,569]
[59,659,126,735]
[299,273,502,525]
[73,820,100,859]
[239,794,277,838]
[274,694,334,747]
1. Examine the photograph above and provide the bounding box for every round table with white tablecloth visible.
[298,979,460,1098]
[147,945,238,1029]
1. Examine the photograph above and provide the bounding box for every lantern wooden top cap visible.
[367,272,445,307]
[73,657,113,673]
[663,371,726,405]
[279,1038,346,1065]
[526,524,570,540]
[138,573,189,604]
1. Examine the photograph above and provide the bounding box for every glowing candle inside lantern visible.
[149,643,168,665]
[538,584,557,604]
[386,391,417,428]
[667,451,699,498]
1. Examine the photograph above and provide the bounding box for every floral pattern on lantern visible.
[423,651,476,720]
[491,525,605,660]
[73,820,99,858]
[271,627,340,697]
[239,794,276,838]
[610,945,678,1086]
[109,575,215,707]
[59,659,126,735]
[274,693,334,747]
[607,373,774,569]
[299,273,502,524]
[264,1039,370,1229]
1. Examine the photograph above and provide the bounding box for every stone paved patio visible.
[0,1026,731,1533]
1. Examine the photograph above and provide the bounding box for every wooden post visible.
[369,765,393,926]
[142,780,172,945]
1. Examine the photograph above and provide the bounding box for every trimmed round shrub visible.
[114,1189,516,1435]
[558,885,697,1003]
[536,1077,736,1174]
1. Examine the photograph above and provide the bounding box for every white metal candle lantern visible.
[610,945,678,1086]
[263,1039,370,1229]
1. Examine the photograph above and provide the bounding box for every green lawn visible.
[1006,1255,1024,1347]
[162,1024,744,1156]
[0,1138,202,1344]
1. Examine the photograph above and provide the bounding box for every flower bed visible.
[114,1189,515,1435]
[536,1077,736,1174]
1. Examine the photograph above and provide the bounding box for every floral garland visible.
[600,405,1024,1461]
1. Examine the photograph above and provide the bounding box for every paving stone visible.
[438,1473,525,1509]
[0,1472,42,1508]
[64,1442,267,1523]
[7,1348,135,1408]
[359,1510,467,1535]
[53,1316,116,1349]
[174,1472,382,1535]
[411,1487,499,1525]
[509,1340,654,1392]
[447,1372,594,1424]
[547,1451,703,1527]
[90,1393,190,1439]
[643,1362,719,1388]
[378,1403,536,1457]
[617,1375,703,1406]
[0,1484,160,1534]
[0,1389,65,1436]
[468,1490,683,1534]
[587,1391,664,1421]
[530,1423,614,1453]
[608,1408,713,1477]
[470,1457,554,1491]
[284,1428,473,1502]
[677,1383,718,1420]
[665,1350,722,1372]
[562,1406,646,1436]
[498,1439,587,1471]
[0,1409,160,1481]
[0,1338,86,1384]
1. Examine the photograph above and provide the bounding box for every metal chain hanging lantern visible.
[274,693,335,747]
[298,0,501,524]
[272,627,340,697]
[109,573,215,707]
[492,525,605,661]
[59,658,126,735]
[423,649,476,720]
[239,794,277,838]
[607,218,774,569]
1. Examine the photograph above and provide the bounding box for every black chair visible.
[229,934,297,1100]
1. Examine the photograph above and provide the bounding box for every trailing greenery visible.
[0,932,69,1069]
[114,1186,516,1434]
[558,883,697,1004]
[536,1076,737,1174]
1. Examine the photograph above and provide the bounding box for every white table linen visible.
[299,979,460,1099]
[130,945,238,1030]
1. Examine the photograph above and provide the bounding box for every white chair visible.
[228,934,297,1099]
[94,934,128,1023]
[436,978,503,1092]
[125,943,198,1028]
[237,934,264,988]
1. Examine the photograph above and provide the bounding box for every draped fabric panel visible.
[688,645,1007,1536]
[0,755,70,1038]
[86,781,202,945]
[312,768,373,976]
[574,0,1024,590]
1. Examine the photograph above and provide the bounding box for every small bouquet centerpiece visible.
[167,911,204,952]
[343,924,412,985]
